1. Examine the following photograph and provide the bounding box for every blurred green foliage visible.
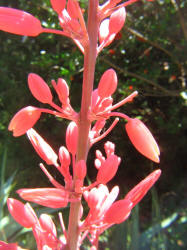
[0,0,187,249]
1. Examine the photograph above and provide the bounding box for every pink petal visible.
[66,121,78,155]
[0,7,42,36]
[109,7,126,34]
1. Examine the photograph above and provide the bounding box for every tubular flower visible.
[0,7,42,36]
[8,106,41,137]
[125,118,160,163]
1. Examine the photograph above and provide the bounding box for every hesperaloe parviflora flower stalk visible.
[0,0,161,249]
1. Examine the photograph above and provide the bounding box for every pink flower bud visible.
[7,198,37,228]
[75,160,87,180]
[103,199,132,224]
[28,73,53,104]
[99,19,115,46]
[97,155,120,184]
[39,214,57,236]
[50,0,66,14]
[8,106,41,137]
[109,7,126,34]
[125,169,161,207]
[56,78,69,105]
[0,241,21,250]
[59,146,71,167]
[17,188,70,208]
[0,7,42,36]
[125,118,160,163]
[66,121,78,155]
[67,0,79,19]
[98,69,117,99]
[27,128,58,166]
[104,141,115,157]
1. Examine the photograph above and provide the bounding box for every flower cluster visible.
[0,0,161,249]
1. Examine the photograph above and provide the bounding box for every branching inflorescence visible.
[0,1,161,249]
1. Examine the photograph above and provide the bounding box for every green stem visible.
[66,1,99,249]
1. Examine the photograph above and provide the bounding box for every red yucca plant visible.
[0,0,161,249]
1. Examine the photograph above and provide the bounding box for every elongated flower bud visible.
[109,7,126,34]
[103,199,132,224]
[8,106,41,137]
[17,188,70,208]
[125,118,160,163]
[27,128,58,166]
[56,78,69,105]
[97,155,120,184]
[28,73,53,104]
[59,146,71,167]
[7,198,37,228]
[39,214,57,236]
[67,0,79,19]
[50,0,66,14]
[125,169,161,207]
[98,69,117,99]
[66,121,78,155]
[0,7,42,36]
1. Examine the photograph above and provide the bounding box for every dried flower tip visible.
[66,121,78,155]
[98,69,117,99]
[0,7,42,36]
[27,128,58,166]
[28,73,53,104]
[7,198,37,228]
[8,106,41,137]
[125,169,161,207]
[50,0,66,14]
[97,155,120,184]
[125,118,160,163]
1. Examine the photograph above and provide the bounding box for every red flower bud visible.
[50,0,66,14]
[125,169,161,207]
[75,160,87,180]
[66,121,78,155]
[103,199,132,224]
[0,7,42,36]
[109,7,126,35]
[28,73,53,104]
[125,118,160,163]
[98,69,117,99]
[27,128,58,166]
[97,155,120,184]
[17,188,70,208]
[8,106,41,137]
[7,198,37,228]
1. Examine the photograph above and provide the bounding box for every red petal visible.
[0,7,42,36]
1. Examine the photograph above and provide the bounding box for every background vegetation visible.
[0,0,186,249]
